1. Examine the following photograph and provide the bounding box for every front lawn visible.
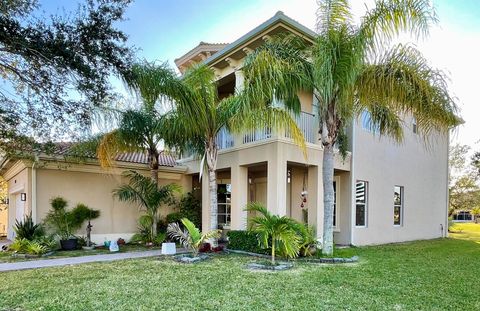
[0,238,478,310]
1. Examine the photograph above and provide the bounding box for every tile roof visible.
[50,142,177,167]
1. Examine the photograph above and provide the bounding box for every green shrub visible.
[43,197,100,240]
[227,230,267,254]
[8,237,56,255]
[167,192,201,228]
[13,214,45,240]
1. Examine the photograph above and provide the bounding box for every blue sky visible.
[38,0,480,147]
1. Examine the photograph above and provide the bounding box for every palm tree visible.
[246,202,302,265]
[167,218,221,257]
[147,63,306,236]
[76,63,173,185]
[241,0,461,255]
[113,170,180,237]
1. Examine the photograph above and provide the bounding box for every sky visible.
[39,0,480,149]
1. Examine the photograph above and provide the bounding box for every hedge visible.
[226,230,267,254]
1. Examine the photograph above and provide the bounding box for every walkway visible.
[0,249,180,272]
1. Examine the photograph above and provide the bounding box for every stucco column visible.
[234,69,244,93]
[267,159,287,216]
[201,174,211,232]
[230,165,248,230]
[308,165,324,240]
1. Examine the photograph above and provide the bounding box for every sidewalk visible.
[0,249,173,272]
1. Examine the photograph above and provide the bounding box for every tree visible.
[74,63,173,185]
[241,0,460,255]
[246,203,301,265]
[138,62,305,238]
[167,218,220,257]
[471,207,480,224]
[113,170,180,237]
[449,144,480,214]
[0,0,133,155]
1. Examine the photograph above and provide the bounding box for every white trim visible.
[350,119,356,244]
[3,161,27,181]
[354,180,368,228]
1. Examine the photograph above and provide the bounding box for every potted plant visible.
[43,197,100,250]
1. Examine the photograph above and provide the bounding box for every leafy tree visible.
[0,0,133,154]
[167,218,220,257]
[449,144,480,214]
[471,207,480,224]
[246,203,302,265]
[113,170,181,237]
[241,0,460,255]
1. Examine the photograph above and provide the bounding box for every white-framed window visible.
[217,184,231,227]
[394,185,404,226]
[355,180,368,227]
[333,176,340,230]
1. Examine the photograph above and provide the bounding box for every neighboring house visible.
[175,11,449,246]
[0,144,189,244]
[0,12,449,246]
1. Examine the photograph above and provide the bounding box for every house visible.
[0,12,449,246]
[174,11,449,246]
[0,144,190,244]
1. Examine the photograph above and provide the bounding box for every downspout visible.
[31,155,38,223]
[349,119,356,246]
[444,132,450,238]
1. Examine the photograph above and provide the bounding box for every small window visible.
[394,186,404,226]
[412,118,418,134]
[333,180,338,228]
[355,181,368,227]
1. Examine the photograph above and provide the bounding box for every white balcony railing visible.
[216,126,235,150]
[201,111,317,157]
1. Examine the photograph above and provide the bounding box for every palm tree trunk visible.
[208,166,218,240]
[151,169,159,186]
[322,143,335,255]
[271,241,276,265]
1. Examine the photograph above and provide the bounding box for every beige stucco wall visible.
[34,164,188,244]
[351,117,449,245]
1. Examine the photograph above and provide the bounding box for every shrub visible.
[166,212,182,225]
[13,214,45,240]
[167,192,201,228]
[9,237,56,255]
[227,230,266,254]
[43,197,100,240]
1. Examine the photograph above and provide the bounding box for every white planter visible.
[161,242,176,255]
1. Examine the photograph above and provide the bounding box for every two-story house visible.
[174,11,449,246]
[0,12,449,246]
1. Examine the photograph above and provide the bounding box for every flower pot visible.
[60,238,78,251]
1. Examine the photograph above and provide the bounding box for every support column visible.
[308,165,324,240]
[201,174,211,232]
[230,165,248,230]
[267,159,287,216]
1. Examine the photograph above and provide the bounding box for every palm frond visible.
[316,0,353,34]
[167,222,192,249]
[356,44,461,139]
[360,0,437,49]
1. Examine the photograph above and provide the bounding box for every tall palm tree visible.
[241,0,461,255]
[150,63,306,236]
[113,170,180,237]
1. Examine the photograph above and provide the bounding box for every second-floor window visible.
[360,110,380,134]
[394,186,404,226]
[355,180,368,227]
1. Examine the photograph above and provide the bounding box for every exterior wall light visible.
[20,193,26,201]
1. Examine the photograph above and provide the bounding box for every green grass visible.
[449,222,480,242]
[0,238,479,310]
[0,244,160,263]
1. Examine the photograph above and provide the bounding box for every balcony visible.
[215,111,318,151]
